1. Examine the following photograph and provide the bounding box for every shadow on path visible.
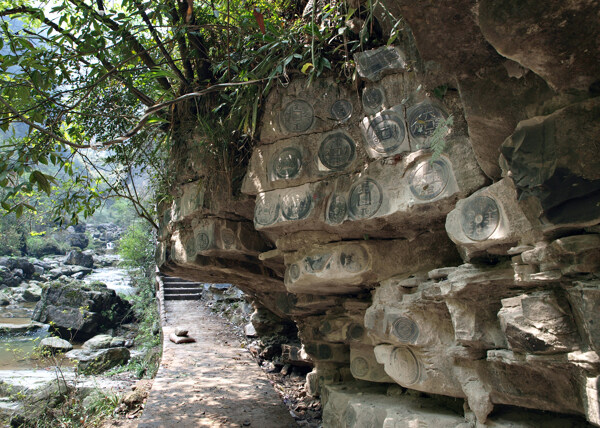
[136,300,297,428]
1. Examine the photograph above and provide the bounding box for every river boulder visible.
[64,249,94,268]
[64,347,130,374]
[31,280,132,340]
[67,233,89,250]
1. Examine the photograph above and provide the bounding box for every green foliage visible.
[0,212,24,255]
[118,221,155,272]
[427,115,454,162]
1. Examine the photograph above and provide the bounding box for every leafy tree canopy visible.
[0,0,391,227]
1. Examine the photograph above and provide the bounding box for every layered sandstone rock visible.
[157,1,600,425]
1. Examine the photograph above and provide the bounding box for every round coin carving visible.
[351,357,370,378]
[196,232,210,251]
[349,179,383,219]
[460,196,500,241]
[254,194,279,226]
[390,347,421,385]
[363,87,384,110]
[288,263,300,281]
[392,317,419,344]
[347,323,365,341]
[281,99,314,133]
[318,133,356,171]
[365,112,406,154]
[281,191,312,221]
[409,159,450,201]
[221,229,235,248]
[331,99,353,121]
[408,104,446,140]
[339,245,370,273]
[326,194,347,224]
[273,147,302,179]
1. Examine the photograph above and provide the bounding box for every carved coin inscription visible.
[318,133,355,171]
[303,253,332,273]
[409,159,450,201]
[365,112,406,154]
[281,191,312,221]
[356,46,404,81]
[331,99,353,121]
[460,196,500,241]
[196,232,210,251]
[288,263,300,281]
[273,147,302,179]
[363,87,384,110]
[347,323,365,341]
[339,245,369,273]
[327,194,347,224]
[392,317,419,344]
[254,194,279,226]
[221,229,235,248]
[351,356,370,378]
[349,179,383,219]
[390,347,421,385]
[281,99,314,133]
[408,104,446,141]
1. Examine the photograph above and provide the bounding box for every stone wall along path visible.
[137,300,296,428]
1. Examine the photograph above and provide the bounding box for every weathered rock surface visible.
[38,337,73,353]
[32,281,131,340]
[64,249,94,268]
[156,4,600,426]
[64,347,130,374]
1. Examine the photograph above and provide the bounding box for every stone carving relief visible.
[354,46,406,81]
[281,99,314,133]
[330,99,353,122]
[318,132,356,171]
[361,110,408,157]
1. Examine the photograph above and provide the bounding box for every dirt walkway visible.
[136,300,297,428]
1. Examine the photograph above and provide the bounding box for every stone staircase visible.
[161,275,203,301]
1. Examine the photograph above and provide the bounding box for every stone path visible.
[136,300,297,428]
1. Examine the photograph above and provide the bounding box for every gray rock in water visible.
[67,233,89,250]
[65,347,130,374]
[32,281,132,341]
[39,337,73,353]
[64,249,94,268]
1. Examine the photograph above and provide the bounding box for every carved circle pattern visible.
[460,196,500,241]
[281,99,314,133]
[254,194,279,226]
[318,133,356,171]
[409,159,450,201]
[351,357,370,378]
[349,179,383,219]
[365,112,406,154]
[347,323,365,341]
[330,99,353,121]
[408,104,446,140]
[363,87,384,110]
[281,191,312,221]
[392,317,419,344]
[339,246,370,273]
[390,347,421,385]
[326,194,347,224]
[288,263,300,281]
[195,232,210,251]
[273,147,302,179]
[221,229,235,248]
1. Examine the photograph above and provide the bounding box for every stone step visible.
[163,282,204,289]
[161,276,194,283]
[164,293,202,301]
[164,287,203,295]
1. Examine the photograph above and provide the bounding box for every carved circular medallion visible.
[318,133,356,171]
[281,191,312,221]
[390,347,421,385]
[339,245,370,273]
[195,232,210,251]
[281,99,314,133]
[460,196,500,241]
[392,317,419,344]
[330,99,353,121]
[303,253,331,273]
[347,323,365,341]
[349,179,383,219]
[221,229,235,248]
[408,104,447,141]
[365,112,406,154]
[320,320,332,334]
[350,357,370,378]
[409,159,450,201]
[288,263,300,281]
[273,147,302,179]
[254,194,279,226]
[326,194,347,224]
[363,87,384,110]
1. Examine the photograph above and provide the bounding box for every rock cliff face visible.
[157,1,600,426]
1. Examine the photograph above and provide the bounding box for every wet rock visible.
[65,347,130,374]
[64,249,94,268]
[83,334,113,350]
[0,267,20,287]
